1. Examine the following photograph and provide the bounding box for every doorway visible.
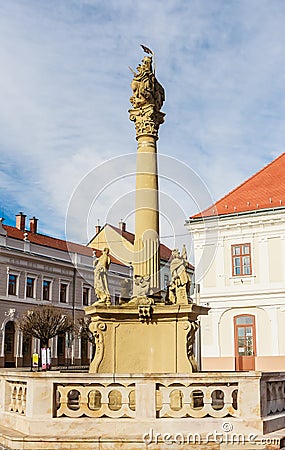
[81,335,89,365]
[4,321,15,368]
[22,335,32,367]
[57,333,66,366]
[234,314,256,371]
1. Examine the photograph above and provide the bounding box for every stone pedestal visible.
[85,303,209,374]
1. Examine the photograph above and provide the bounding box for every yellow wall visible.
[89,226,134,266]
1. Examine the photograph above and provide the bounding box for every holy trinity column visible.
[129,53,165,294]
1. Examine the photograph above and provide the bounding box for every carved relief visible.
[185,321,199,372]
[1,308,16,332]
[138,304,152,322]
[89,321,106,372]
[132,275,152,298]
[129,106,165,138]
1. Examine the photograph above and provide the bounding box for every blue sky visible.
[1,0,285,250]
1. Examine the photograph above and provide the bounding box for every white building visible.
[187,152,285,371]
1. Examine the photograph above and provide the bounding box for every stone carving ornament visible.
[89,321,106,373]
[185,321,199,372]
[129,55,165,138]
[130,56,164,110]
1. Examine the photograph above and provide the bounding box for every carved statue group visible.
[129,55,165,138]
[130,56,165,111]
[92,245,191,307]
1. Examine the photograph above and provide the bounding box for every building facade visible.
[0,213,129,368]
[187,153,285,371]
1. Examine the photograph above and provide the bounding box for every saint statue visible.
[93,248,111,305]
[130,56,165,111]
[168,246,191,305]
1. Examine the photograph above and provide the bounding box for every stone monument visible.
[129,53,165,295]
[85,48,209,374]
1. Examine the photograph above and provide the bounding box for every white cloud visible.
[1,0,285,247]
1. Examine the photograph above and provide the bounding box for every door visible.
[22,335,32,367]
[4,321,15,368]
[81,335,89,365]
[234,315,256,371]
[57,333,66,366]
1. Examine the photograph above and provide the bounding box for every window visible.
[8,274,18,296]
[60,283,68,303]
[232,244,252,276]
[82,287,90,306]
[164,274,169,290]
[235,316,254,325]
[114,293,120,305]
[26,277,35,298]
[42,280,51,301]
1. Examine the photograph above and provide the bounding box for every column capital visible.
[129,105,165,139]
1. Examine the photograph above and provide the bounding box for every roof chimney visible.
[95,225,101,235]
[16,212,26,231]
[119,221,126,232]
[29,217,38,234]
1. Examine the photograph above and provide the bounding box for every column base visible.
[85,302,209,374]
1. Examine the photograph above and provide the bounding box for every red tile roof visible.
[191,152,285,219]
[3,224,124,265]
[109,224,135,244]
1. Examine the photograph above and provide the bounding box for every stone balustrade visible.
[256,371,285,435]
[0,370,284,447]
[54,380,238,420]
[266,380,285,415]
[56,383,136,418]
[7,380,27,415]
[157,382,238,418]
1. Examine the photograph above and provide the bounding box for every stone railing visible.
[260,373,285,418]
[55,380,238,420]
[1,371,285,439]
[267,381,285,415]
[7,380,27,415]
[157,382,238,419]
[56,383,136,418]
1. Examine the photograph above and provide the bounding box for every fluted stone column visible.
[129,55,165,294]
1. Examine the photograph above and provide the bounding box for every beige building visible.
[0,212,129,368]
[187,152,285,371]
[88,221,194,298]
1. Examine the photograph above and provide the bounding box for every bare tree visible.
[77,316,96,359]
[18,305,74,348]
